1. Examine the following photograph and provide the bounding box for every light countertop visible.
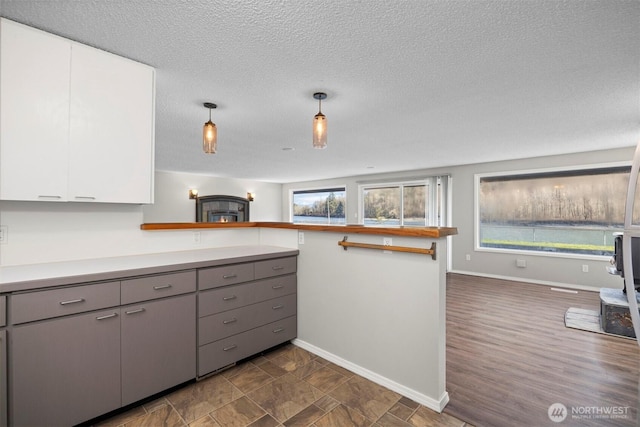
[0,245,298,292]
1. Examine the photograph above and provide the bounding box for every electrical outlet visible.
[298,232,305,245]
[383,237,392,254]
[465,254,471,261]
[193,231,201,243]
[516,259,526,268]
[0,225,7,245]
[582,264,589,273]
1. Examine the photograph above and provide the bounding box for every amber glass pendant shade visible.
[203,102,217,154]
[312,92,327,149]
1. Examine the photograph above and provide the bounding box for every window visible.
[476,165,632,257]
[292,187,346,225]
[361,177,448,227]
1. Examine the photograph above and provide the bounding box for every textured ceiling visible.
[1,0,639,183]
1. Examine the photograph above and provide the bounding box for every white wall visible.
[294,230,448,411]
[143,170,282,223]
[282,147,636,290]
[0,171,282,266]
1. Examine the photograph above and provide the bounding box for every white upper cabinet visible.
[0,19,155,204]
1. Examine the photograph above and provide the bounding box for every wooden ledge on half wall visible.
[140,221,458,239]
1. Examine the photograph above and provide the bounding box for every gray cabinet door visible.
[0,330,6,427]
[121,294,196,406]
[11,309,121,427]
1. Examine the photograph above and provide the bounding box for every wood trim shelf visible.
[140,221,458,238]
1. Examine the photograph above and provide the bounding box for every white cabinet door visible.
[0,19,70,201]
[68,44,155,203]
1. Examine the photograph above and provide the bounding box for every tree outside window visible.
[477,166,632,256]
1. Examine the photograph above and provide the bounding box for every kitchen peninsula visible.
[142,222,457,412]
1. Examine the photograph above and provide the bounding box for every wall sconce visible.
[247,192,255,202]
[312,92,327,149]
[203,102,218,154]
[189,189,199,199]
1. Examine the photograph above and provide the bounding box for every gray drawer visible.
[253,275,297,303]
[0,295,5,327]
[199,293,297,344]
[198,274,296,317]
[254,257,297,279]
[198,263,254,291]
[121,270,196,304]
[11,281,121,324]
[198,315,297,377]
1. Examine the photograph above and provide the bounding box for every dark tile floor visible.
[95,343,470,426]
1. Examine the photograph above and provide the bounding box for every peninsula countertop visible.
[140,221,458,238]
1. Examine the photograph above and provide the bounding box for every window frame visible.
[474,161,632,260]
[359,176,448,227]
[290,185,347,225]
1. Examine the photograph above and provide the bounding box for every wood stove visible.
[195,195,250,222]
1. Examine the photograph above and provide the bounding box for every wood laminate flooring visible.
[444,273,640,427]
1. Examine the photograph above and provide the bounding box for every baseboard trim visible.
[292,338,449,413]
[449,269,606,292]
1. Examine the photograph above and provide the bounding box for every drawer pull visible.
[96,313,118,321]
[272,285,284,289]
[272,304,284,310]
[125,308,146,315]
[223,344,238,351]
[153,284,172,290]
[223,318,237,325]
[272,327,285,333]
[223,274,238,279]
[223,295,237,301]
[271,266,284,271]
[60,298,85,306]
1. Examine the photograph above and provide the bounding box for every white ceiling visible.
[1,0,639,183]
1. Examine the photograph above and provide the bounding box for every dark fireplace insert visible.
[195,195,250,223]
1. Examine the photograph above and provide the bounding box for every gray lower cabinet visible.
[11,309,121,427]
[1,295,6,427]
[3,253,297,426]
[9,270,197,426]
[121,293,196,406]
[197,257,298,377]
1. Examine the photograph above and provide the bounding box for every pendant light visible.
[312,92,327,149]
[203,102,218,154]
